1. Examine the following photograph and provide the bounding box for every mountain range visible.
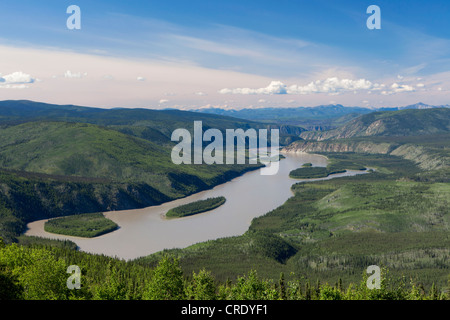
[191,102,450,122]
[299,108,450,141]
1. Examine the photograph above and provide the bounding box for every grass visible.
[166,197,226,218]
[44,212,118,238]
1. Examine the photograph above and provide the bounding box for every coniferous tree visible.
[279,272,286,300]
[143,256,185,300]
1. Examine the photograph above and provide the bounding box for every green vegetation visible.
[290,158,366,179]
[300,108,450,140]
[0,168,171,243]
[289,167,346,179]
[0,242,448,300]
[136,152,449,291]
[0,101,449,300]
[0,121,261,199]
[0,121,261,242]
[44,213,118,238]
[0,100,303,147]
[166,197,226,218]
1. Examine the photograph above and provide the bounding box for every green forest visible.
[289,166,347,179]
[0,242,447,300]
[166,197,226,218]
[44,213,118,238]
[0,102,449,301]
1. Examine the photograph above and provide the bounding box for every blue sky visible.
[0,0,449,108]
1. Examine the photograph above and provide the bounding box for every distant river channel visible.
[25,152,369,260]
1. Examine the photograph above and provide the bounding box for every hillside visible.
[299,108,450,141]
[0,120,263,195]
[1,100,448,295]
[132,105,450,289]
[136,149,450,289]
[0,100,304,146]
[0,121,178,193]
[0,103,281,242]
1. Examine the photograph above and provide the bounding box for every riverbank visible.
[24,153,354,260]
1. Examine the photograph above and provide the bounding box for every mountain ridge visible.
[190,102,450,122]
[299,108,450,141]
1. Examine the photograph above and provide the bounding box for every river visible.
[25,152,369,260]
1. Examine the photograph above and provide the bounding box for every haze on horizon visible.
[0,0,449,110]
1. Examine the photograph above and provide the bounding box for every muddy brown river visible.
[25,152,369,260]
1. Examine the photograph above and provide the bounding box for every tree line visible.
[0,239,448,300]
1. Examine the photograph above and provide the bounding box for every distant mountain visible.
[192,103,450,122]
[299,108,450,141]
[192,104,373,121]
[398,102,450,110]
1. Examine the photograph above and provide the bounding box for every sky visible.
[0,0,449,109]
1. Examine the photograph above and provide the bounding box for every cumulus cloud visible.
[195,91,207,96]
[0,71,35,88]
[219,77,419,96]
[64,70,87,78]
[288,78,374,94]
[219,80,287,95]
[219,78,375,95]
[159,99,169,104]
[137,76,146,81]
[390,83,415,93]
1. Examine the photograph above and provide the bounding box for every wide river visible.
[25,152,368,260]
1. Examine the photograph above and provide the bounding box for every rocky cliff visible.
[282,140,448,171]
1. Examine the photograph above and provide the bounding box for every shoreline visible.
[23,152,337,259]
[23,161,269,240]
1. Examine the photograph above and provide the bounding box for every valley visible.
[0,100,449,300]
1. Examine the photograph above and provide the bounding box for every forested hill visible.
[0,100,297,242]
[299,108,450,141]
[0,100,305,145]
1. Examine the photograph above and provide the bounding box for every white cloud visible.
[0,71,35,88]
[219,78,374,95]
[64,70,87,78]
[159,99,169,104]
[390,83,415,93]
[288,78,373,94]
[137,76,146,81]
[219,77,421,97]
[195,91,207,96]
[219,80,287,95]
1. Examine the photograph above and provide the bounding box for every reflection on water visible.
[25,153,368,260]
